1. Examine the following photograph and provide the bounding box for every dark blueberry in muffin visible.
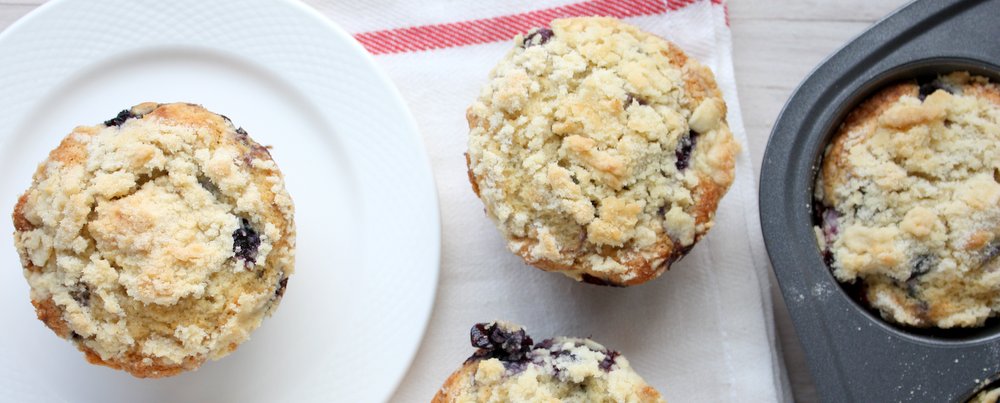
[471,323,493,349]
[524,28,554,47]
[233,218,261,266]
[905,255,937,297]
[675,130,699,170]
[917,78,955,101]
[813,205,840,265]
[820,208,840,239]
[104,109,138,127]
[599,350,621,372]
[822,250,835,266]
[469,322,534,362]
[534,338,555,350]
[70,284,91,307]
[910,254,936,278]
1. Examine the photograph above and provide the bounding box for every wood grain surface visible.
[0,1,913,401]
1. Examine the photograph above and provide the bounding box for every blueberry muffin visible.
[815,72,1000,328]
[466,17,737,286]
[13,103,295,377]
[432,322,664,402]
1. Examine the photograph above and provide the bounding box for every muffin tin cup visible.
[760,0,1000,401]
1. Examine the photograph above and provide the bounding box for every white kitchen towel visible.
[304,0,791,401]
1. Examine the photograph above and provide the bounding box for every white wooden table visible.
[0,1,911,401]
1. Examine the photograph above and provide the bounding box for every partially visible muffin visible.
[13,102,295,377]
[815,72,1000,328]
[971,385,1000,403]
[432,321,664,402]
[466,17,737,286]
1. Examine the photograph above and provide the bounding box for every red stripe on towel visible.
[354,0,724,55]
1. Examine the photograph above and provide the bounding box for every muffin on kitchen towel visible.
[322,0,788,400]
[13,102,295,377]
[433,321,665,402]
[465,17,737,286]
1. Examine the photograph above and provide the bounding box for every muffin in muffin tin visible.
[815,72,1000,328]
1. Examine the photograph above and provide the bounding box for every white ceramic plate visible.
[0,0,440,402]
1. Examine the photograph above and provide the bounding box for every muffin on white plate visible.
[13,102,295,377]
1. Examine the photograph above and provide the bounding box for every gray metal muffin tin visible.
[759,0,1000,401]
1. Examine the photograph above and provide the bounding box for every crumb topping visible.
[467,17,737,285]
[816,72,1000,327]
[13,103,295,377]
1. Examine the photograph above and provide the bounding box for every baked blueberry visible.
[675,130,699,170]
[523,28,554,47]
[233,218,261,266]
[103,109,138,127]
